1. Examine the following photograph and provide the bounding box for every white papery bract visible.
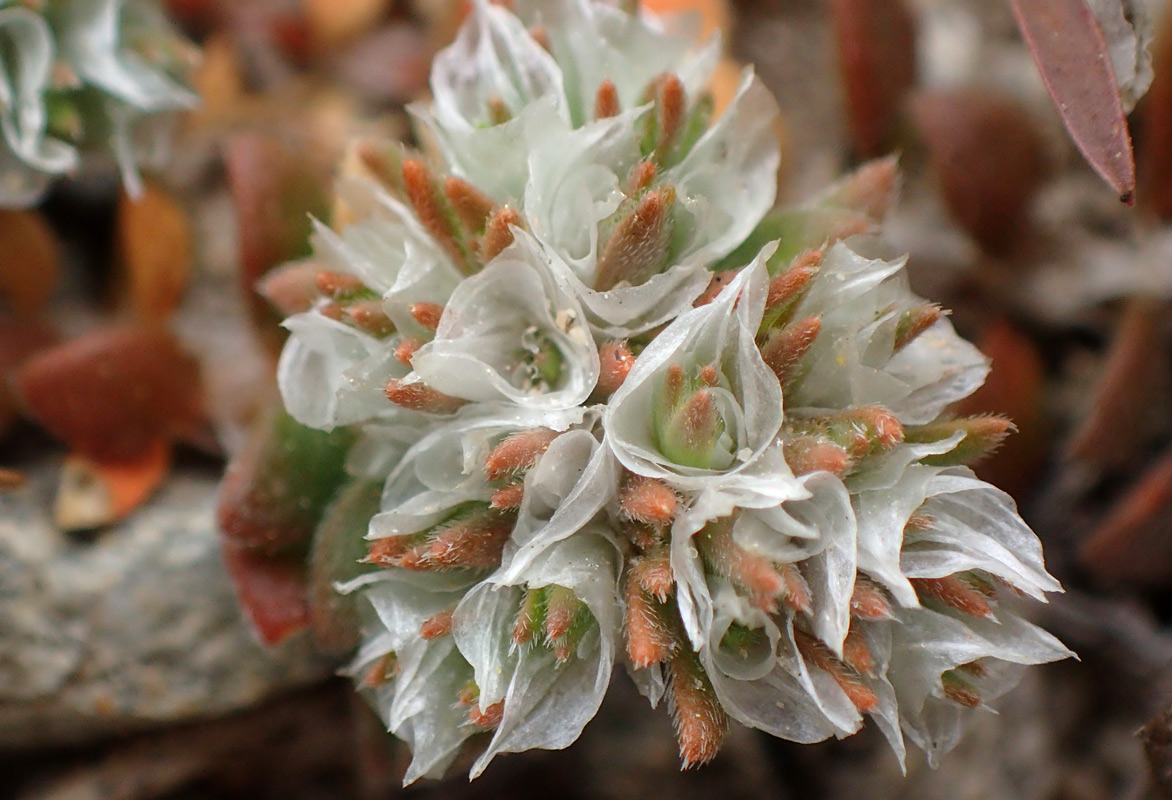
[409,232,599,409]
[0,0,195,206]
[272,0,1069,783]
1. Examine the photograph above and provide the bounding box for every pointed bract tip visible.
[384,379,467,414]
[595,79,621,119]
[484,428,560,481]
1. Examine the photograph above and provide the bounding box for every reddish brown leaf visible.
[1138,10,1172,219]
[827,0,917,159]
[1065,298,1168,471]
[221,543,310,646]
[910,88,1045,255]
[14,325,203,461]
[1080,446,1172,586]
[224,132,329,330]
[1008,0,1136,203]
[0,315,58,436]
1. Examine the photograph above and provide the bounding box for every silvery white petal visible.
[890,605,1071,766]
[855,622,907,770]
[793,473,857,655]
[278,311,408,429]
[414,96,568,205]
[346,421,434,479]
[394,639,478,784]
[705,637,843,744]
[0,7,78,177]
[344,569,477,651]
[781,616,864,735]
[58,0,196,111]
[605,250,788,493]
[430,0,565,130]
[788,243,988,424]
[497,428,618,580]
[524,108,643,279]
[626,662,666,708]
[370,407,589,538]
[668,70,782,267]
[325,178,465,330]
[410,232,599,409]
[900,468,1062,600]
[453,530,622,777]
[853,463,937,608]
[513,0,719,126]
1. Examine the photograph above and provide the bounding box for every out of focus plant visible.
[0,0,197,207]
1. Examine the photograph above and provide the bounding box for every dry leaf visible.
[1065,298,1168,472]
[1008,0,1136,203]
[1080,446,1172,586]
[118,181,192,323]
[910,88,1045,255]
[15,325,203,461]
[1139,10,1172,220]
[54,439,172,531]
[827,0,916,159]
[0,210,59,318]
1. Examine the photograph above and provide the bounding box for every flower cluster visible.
[0,0,196,206]
[277,0,1070,782]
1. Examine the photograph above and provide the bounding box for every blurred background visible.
[3,0,1172,797]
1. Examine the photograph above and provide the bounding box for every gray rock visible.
[0,462,332,749]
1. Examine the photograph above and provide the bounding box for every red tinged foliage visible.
[14,325,202,462]
[220,544,310,646]
[828,0,917,159]
[1007,0,1136,203]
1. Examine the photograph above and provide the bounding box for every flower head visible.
[274,0,1069,782]
[0,0,196,206]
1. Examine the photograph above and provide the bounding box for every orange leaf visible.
[118,181,192,323]
[54,440,171,531]
[1008,0,1136,203]
[0,210,59,318]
